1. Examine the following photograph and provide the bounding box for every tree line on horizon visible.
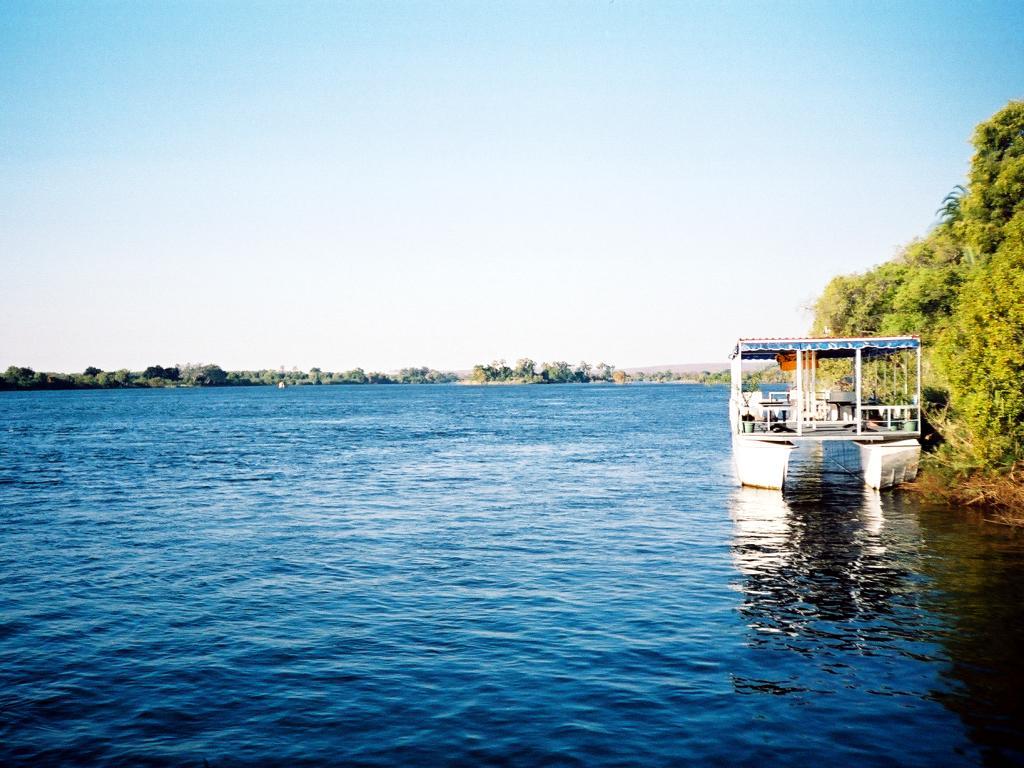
[469,359,619,384]
[465,359,777,385]
[0,359,767,391]
[0,364,459,390]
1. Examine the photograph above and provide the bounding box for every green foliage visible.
[514,358,540,383]
[812,229,969,345]
[741,364,789,390]
[939,215,1024,468]
[811,100,1024,474]
[811,262,908,337]
[391,367,458,384]
[335,368,368,384]
[542,361,575,383]
[960,102,1024,255]
[0,363,457,390]
[627,368,735,385]
[593,362,614,382]
[468,358,614,384]
[936,185,966,224]
[885,263,963,336]
[143,365,180,381]
[179,364,227,386]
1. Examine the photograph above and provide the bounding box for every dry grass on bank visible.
[910,463,1024,526]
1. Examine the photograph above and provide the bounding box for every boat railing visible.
[733,399,921,436]
[859,404,920,431]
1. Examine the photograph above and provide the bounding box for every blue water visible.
[2,385,1023,766]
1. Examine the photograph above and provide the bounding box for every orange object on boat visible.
[776,352,818,371]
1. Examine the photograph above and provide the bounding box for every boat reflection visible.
[730,445,920,651]
[729,447,1024,760]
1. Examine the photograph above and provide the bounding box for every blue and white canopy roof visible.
[731,336,920,360]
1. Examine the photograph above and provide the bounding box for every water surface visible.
[1,385,1022,765]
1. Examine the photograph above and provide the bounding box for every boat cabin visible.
[728,336,923,490]
[729,336,921,439]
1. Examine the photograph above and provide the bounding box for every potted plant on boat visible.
[739,390,757,432]
[891,394,918,432]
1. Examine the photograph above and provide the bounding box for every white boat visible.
[729,336,922,490]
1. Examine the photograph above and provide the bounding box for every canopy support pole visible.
[731,352,742,434]
[855,348,862,435]
[810,350,817,430]
[796,348,803,436]
[916,345,922,422]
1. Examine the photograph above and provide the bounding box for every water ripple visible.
[1,386,1023,765]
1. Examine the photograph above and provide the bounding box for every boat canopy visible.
[731,336,919,360]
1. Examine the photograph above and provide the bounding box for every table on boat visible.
[759,400,790,422]
[826,398,857,421]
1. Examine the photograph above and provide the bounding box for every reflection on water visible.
[733,451,916,645]
[910,496,1024,765]
[730,443,1024,763]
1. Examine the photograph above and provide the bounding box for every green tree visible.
[960,101,1024,255]
[933,102,1024,469]
[514,358,538,382]
[939,216,1024,468]
[541,361,573,383]
[811,101,1024,473]
[936,185,966,224]
[340,368,368,384]
[811,262,908,337]
[143,365,174,380]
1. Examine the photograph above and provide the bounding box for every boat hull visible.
[732,437,796,490]
[856,439,921,490]
[734,436,921,491]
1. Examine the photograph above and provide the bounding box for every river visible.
[1,384,1022,765]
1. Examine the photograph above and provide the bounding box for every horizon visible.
[5,357,741,376]
[3,2,1023,372]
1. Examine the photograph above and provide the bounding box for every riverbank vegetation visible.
[0,364,458,390]
[468,359,619,384]
[1,358,766,391]
[630,369,728,384]
[466,360,784,386]
[811,101,1024,516]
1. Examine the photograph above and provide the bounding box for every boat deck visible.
[736,422,920,442]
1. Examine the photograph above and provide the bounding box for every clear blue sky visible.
[2,1,1023,372]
